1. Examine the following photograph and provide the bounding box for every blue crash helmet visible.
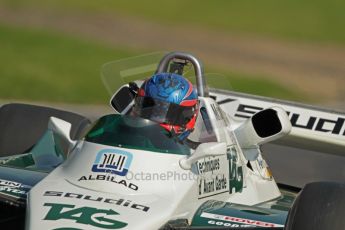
[132,73,198,139]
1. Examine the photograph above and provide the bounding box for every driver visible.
[131,72,198,141]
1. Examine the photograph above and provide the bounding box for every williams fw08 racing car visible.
[0,52,344,230]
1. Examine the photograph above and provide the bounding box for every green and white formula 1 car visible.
[0,52,344,230]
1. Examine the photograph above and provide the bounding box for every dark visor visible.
[133,96,195,126]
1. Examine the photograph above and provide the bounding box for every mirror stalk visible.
[48,117,76,150]
[179,142,227,170]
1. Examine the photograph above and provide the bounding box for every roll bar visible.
[155,52,209,97]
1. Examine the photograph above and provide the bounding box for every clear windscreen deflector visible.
[101,52,233,107]
[101,52,165,97]
[85,114,191,155]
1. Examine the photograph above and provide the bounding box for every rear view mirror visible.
[179,142,227,170]
[110,85,136,114]
[48,117,76,150]
[234,107,291,148]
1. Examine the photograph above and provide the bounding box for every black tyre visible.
[0,204,25,230]
[285,181,345,230]
[0,103,90,156]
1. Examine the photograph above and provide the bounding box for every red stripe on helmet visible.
[138,88,145,97]
[180,99,197,106]
[185,115,197,130]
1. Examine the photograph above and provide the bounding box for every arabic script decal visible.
[92,149,133,176]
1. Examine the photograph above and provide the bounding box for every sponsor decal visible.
[44,203,127,229]
[44,191,149,212]
[198,158,220,174]
[198,174,227,196]
[0,179,21,188]
[78,174,138,191]
[227,146,243,194]
[197,157,228,199]
[0,179,31,202]
[0,186,25,195]
[92,149,133,176]
[256,155,273,180]
[211,104,223,121]
[233,103,345,137]
[201,212,284,228]
[211,103,230,125]
[207,220,252,228]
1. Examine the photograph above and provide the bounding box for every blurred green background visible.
[0,0,344,106]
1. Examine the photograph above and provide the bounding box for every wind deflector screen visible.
[85,114,190,155]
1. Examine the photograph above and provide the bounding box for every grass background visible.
[0,23,304,104]
[3,0,345,44]
[2,0,341,104]
[0,23,134,103]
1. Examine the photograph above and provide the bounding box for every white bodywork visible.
[26,96,283,230]
[25,52,298,229]
[213,90,345,156]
